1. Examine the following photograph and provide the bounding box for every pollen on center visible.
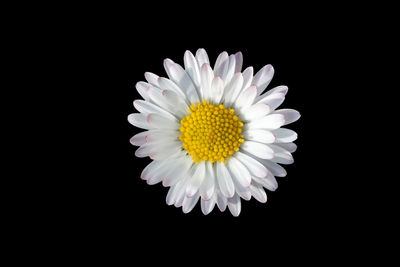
[179,99,244,164]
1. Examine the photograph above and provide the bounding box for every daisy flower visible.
[128,49,300,216]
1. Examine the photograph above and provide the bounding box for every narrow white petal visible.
[200,161,215,200]
[256,158,287,177]
[184,50,201,88]
[200,63,214,102]
[234,52,243,73]
[252,173,278,191]
[163,156,193,187]
[195,48,210,68]
[135,82,152,102]
[147,113,179,129]
[243,129,275,144]
[234,151,269,178]
[274,109,301,125]
[277,142,297,153]
[256,92,285,111]
[143,130,179,144]
[252,64,274,97]
[249,183,267,203]
[231,175,251,201]
[268,144,294,165]
[128,113,151,129]
[227,194,241,217]
[135,141,181,159]
[163,59,199,103]
[216,191,228,212]
[227,157,251,187]
[186,161,206,197]
[174,178,189,207]
[133,100,176,120]
[223,72,243,106]
[241,67,254,92]
[240,141,275,159]
[201,198,216,215]
[216,162,235,198]
[210,76,224,104]
[140,160,163,180]
[240,103,271,121]
[264,85,288,97]
[245,114,285,130]
[235,85,257,110]
[161,90,189,118]
[157,77,187,100]
[144,72,160,87]
[146,159,173,185]
[222,55,235,85]
[213,51,229,77]
[166,184,177,205]
[182,192,200,213]
[130,131,148,146]
[272,128,298,143]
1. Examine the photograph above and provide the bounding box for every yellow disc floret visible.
[179,99,244,164]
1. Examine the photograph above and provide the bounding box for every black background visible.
[49,5,382,261]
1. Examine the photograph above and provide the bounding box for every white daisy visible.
[128,49,300,216]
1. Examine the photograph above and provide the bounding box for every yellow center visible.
[179,99,244,164]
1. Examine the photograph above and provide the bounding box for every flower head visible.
[128,49,300,216]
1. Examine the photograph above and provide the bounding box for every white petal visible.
[240,141,274,159]
[223,73,243,106]
[216,191,227,212]
[274,109,301,126]
[147,113,179,129]
[234,151,268,178]
[133,100,176,121]
[166,184,177,205]
[201,198,216,215]
[210,76,224,104]
[252,173,278,191]
[222,55,235,85]
[227,194,241,217]
[130,131,148,146]
[256,92,285,111]
[135,82,152,102]
[258,159,287,177]
[162,156,193,187]
[216,162,235,198]
[195,48,210,68]
[182,192,200,213]
[144,72,160,87]
[243,129,275,144]
[186,161,206,197]
[213,51,229,77]
[240,103,271,121]
[140,160,163,180]
[245,114,285,130]
[252,64,274,97]
[174,178,189,207]
[241,67,254,92]
[227,157,251,187]
[232,176,251,201]
[272,128,298,143]
[143,130,179,144]
[128,113,151,129]
[146,159,172,185]
[184,50,201,88]
[268,144,294,165]
[200,161,215,200]
[135,141,181,159]
[277,143,297,153]
[235,85,257,110]
[148,87,188,117]
[234,52,243,73]
[200,63,214,102]
[264,85,288,97]
[163,59,199,103]
[157,77,187,100]
[249,183,267,203]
